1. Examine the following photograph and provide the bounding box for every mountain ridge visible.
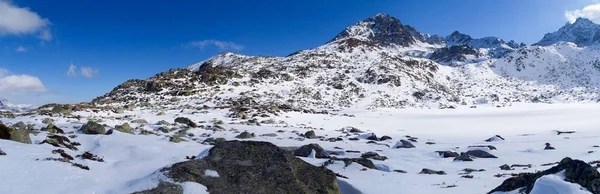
[91,13,600,112]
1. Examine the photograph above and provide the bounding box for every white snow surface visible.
[529,171,591,194]
[1,103,600,193]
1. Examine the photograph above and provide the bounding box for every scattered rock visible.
[484,135,505,142]
[344,126,362,133]
[143,141,342,194]
[556,130,575,135]
[468,145,497,150]
[465,150,497,158]
[77,151,104,162]
[393,170,407,173]
[293,143,331,159]
[170,135,184,143]
[131,119,149,124]
[544,143,555,150]
[0,148,5,155]
[348,137,359,141]
[203,137,226,145]
[361,152,388,161]
[235,131,255,139]
[0,122,31,144]
[174,117,197,128]
[80,121,106,135]
[156,120,170,125]
[115,123,134,134]
[499,164,512,170]
[327,157,377,169]
[490,157,600,194]
[511,164,532,168]
[41,135,79,150]
[425,142,436,145]
[393,139,415,148]
[436,151,459,158]
[260,133,277,137]
[380,135,392,141]
[44,124,65,134]
[462,175,474,179]
[453,153,474,162]
[42,118,54,124]
[419,168,446,175]
[304,130,317,139]
[366,133,378,141]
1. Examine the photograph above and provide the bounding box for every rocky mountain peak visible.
[330,13,419,47]
[536,17,600,46]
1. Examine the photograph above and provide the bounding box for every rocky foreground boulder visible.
[0,122,32,144]
[489,157,600,193]
[136,141,341,194]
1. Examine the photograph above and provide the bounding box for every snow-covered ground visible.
[1,103,599,194]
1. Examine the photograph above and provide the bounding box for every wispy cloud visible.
[565,4,600,23]
[16,45,27,52]
[80,66,98,78]
[66,64,98,78]
[184,39,244,51]
[0,1,52,41]
[0,68,47,95]
[67,64,77,77]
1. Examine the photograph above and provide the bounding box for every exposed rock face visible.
[430,45,480,63]
[80,121,106,135]
[394,139,415,148]
[145,141,341,194]
[331,13,419,47]
[489,157,600,194]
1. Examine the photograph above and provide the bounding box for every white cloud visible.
[0,68,9,77]
[185,40,244,50]
[80,66,98,78]
[16,45,27,52]
[0,1,52,40]
[67,64,77,77]
[0,68,46,95]
[565,4,600,23]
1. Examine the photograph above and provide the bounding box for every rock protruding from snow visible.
[490,157,600,194]
[80,121,106,135]
[146,141,341,194]
[0,122,31,144]
[293,143,331,159]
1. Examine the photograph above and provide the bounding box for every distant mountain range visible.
[92,13,600,110]
[0,98,35,112]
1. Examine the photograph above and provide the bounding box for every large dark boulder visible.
[80,121,106,135]
[133,182,182,194]
[174,117,197,128]
[141,141,341,194]
[293,143,330,159]
[489,157,600,194]
[0,123,31,144]
[465,150,497,158]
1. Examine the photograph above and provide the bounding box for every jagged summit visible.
[536,17,600,46]
[330,13,420,47]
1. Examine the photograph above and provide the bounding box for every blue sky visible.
[0,0,599,105]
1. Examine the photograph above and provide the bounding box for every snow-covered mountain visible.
[536,17,600,46]
[0,98,33,112]
[93,14,600,111]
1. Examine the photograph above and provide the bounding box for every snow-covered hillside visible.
[92,14,600,112]
[0,98,34,112]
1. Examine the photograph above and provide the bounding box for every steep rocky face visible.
[536,17,600,46]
